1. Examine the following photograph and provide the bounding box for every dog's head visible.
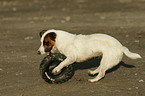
[38,30,56,55]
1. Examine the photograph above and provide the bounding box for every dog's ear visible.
[39,30,47,37]
[45,32,56,41]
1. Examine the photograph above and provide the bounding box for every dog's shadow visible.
[72,57,135,75]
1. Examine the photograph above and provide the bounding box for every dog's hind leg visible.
[88,66,106,83]
[88,66,100,75]
[88,52,122,83]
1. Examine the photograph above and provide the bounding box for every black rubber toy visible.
[39,53,74,83]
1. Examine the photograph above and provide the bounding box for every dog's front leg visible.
[52,57,75,74]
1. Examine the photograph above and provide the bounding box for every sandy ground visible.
[0,0,145,96]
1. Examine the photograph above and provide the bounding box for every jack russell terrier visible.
[38,29,141,82]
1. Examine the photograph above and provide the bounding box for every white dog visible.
[38,29,141,82]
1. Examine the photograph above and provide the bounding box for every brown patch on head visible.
[43,32,56,52]
[39,30,47,37]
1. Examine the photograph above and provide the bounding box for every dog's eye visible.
[43,41,49,46]
[45,42,49,46]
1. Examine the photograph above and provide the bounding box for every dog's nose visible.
[37,51,41,55]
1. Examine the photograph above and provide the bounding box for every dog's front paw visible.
[52,67,61,74]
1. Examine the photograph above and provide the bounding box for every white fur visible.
[38,29,141,82]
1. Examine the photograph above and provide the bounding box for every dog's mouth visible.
[45,48,52,55]
[37,51,50,55]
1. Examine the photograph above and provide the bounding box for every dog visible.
[38,29,141,82]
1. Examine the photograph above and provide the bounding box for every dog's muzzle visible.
[37,51,41,55]
[37,50,46,55]
[37,45,46,55]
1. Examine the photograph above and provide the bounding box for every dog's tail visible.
[122,46,141,59]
